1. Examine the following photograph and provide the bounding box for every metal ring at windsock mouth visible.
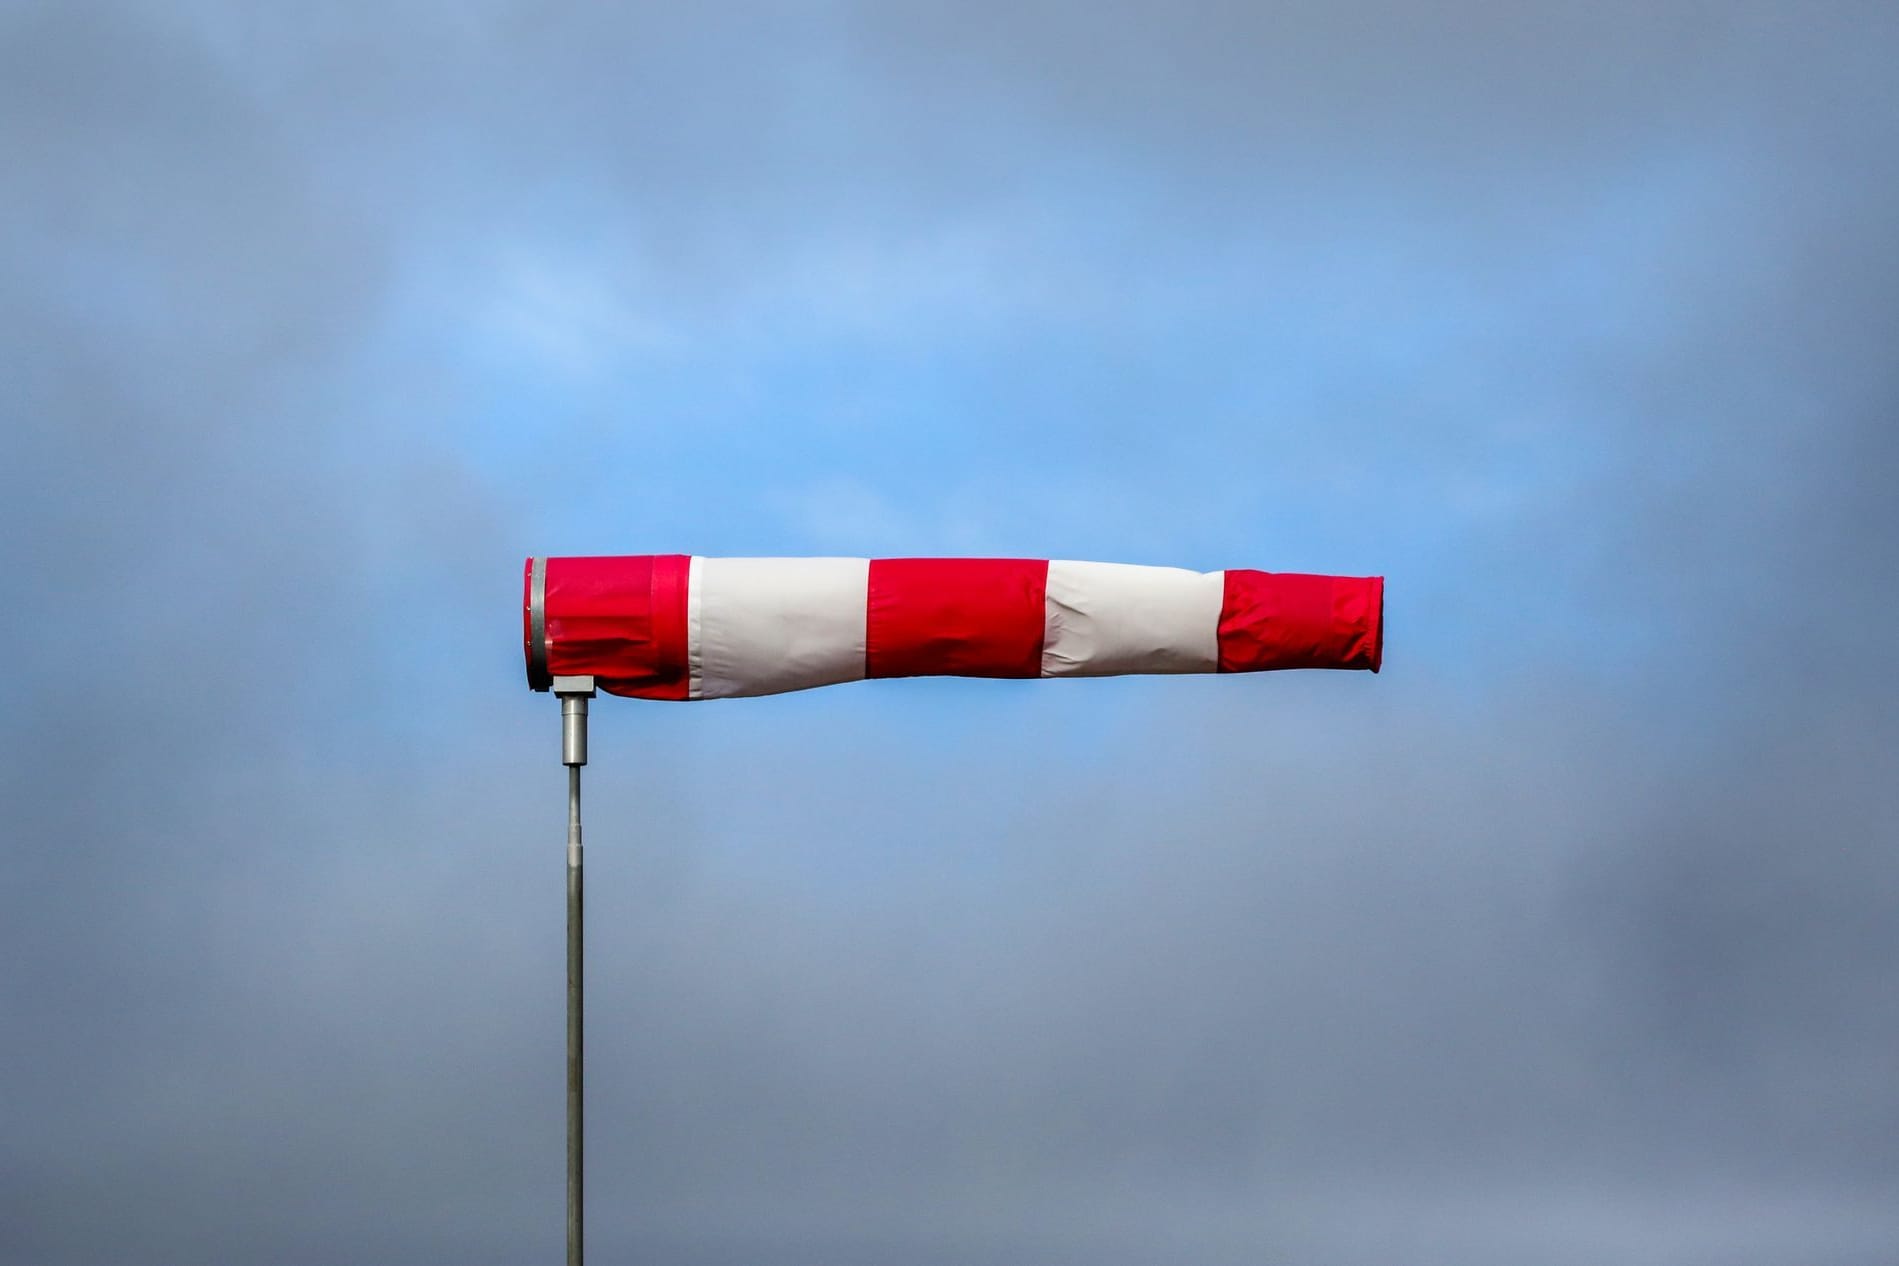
[527,556,551,691]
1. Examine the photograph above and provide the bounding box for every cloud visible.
[2,3,1897,1263]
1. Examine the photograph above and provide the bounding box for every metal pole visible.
[556,679,594,1266]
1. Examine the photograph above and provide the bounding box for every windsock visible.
[525,556,1382,699]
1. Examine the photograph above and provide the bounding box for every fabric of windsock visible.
[525,556,1383,700]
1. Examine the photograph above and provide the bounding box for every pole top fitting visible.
[556,677,595,766]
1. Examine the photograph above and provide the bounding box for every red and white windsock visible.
[525,556,1383,699]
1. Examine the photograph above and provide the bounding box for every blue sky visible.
[4,4,1898,1263]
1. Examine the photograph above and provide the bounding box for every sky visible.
[3,2,1898,1262]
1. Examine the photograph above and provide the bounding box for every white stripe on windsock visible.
[1041,560,1224,676]
[685,553,705,700]
[694,556,870,699]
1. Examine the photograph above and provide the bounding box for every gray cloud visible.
[3,3,1898,1263]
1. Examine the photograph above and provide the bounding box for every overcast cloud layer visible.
[4,3,1898,1263]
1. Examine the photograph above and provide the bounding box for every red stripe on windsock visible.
[866,557,1049,678]
[645,553,692,699]
[545,553,691,698]
[1217,571,1383,673]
